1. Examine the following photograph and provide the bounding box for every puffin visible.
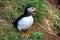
[12,6,37,37]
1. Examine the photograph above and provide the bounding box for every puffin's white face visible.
[27,7,37,14]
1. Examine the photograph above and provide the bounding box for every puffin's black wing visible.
[12,14,25,28]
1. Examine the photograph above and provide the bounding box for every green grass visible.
[0,0,47,40]
[52,8,60,35]
[0,0,60,40]
[0,19,44,40]
[0,0,49,22]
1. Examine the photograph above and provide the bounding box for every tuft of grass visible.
[29,32,44,40]
[52,8,60,35]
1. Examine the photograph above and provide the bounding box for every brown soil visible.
[30,23,60,40]
[47,0,60,10]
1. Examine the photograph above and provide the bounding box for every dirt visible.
[30,23,60,40]
[47,0,60,10]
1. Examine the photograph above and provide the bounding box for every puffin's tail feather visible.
[12,22,17,28]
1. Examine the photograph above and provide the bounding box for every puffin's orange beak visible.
[32,9,37,15]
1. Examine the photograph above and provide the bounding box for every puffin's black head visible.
[24,6,37,16]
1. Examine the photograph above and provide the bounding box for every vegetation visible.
[0,0,60,40]
[0,0,49,22]
[0,0,46,40]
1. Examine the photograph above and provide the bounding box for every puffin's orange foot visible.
[20,30,30,38]
[20,32,30,38]
[24,33,30,37]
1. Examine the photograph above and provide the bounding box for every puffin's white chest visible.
[17,16,34,30]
